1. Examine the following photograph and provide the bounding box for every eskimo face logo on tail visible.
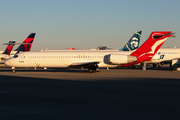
[130,37,139,49]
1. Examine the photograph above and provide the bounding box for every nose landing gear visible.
[12,67,16,73]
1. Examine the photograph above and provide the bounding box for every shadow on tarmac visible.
[0,65,175,73]
[0,74,180,120]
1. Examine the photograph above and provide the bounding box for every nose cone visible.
[4,59,12,66]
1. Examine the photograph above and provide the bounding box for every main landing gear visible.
[88,64,98,73]
[152,63,162,67]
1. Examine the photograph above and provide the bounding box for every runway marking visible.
[0,91,9,93]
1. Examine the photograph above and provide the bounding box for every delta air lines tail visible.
[0,41,16,63]
[2,41,16,55]
[15,33,36,53]
[0,33,36,64]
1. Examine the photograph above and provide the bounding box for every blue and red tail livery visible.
[121,31,174,66]
[15,33,36,52]
[2,41,16,55]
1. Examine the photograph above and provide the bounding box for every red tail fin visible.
[121,31,174,67]
[2,41,16,55]
[131,31,173,59]
[15,33,36,52]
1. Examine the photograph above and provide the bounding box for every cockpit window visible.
[14,55,18,58]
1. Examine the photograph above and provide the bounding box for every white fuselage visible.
[0,51,17,64]
[42,48,180,64]
[5,51,133,68]
[148,48,180,63]
[5,48,180,68]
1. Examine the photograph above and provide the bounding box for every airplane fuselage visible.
[149,48,180,63]
[42,48,180,64]
[5,51,134,68]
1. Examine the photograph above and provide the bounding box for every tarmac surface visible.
[0,65,180,120]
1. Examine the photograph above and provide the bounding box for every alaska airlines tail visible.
[119,31,142,51]
[15,33,36,53]
[2,41,16,55]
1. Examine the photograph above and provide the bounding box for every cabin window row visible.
[27,56,104,59]
[156,52,178,54]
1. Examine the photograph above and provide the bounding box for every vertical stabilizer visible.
[121,31,175,67]
[15,33,36,53]
[2,41,16,55]
[131,31,173,58]
[120,31,142,51]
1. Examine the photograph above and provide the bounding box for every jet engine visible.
[109,54,137,64]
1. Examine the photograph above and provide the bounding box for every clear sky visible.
[0,0,180,51]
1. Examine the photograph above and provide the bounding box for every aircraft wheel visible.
[88,69,93,73]
[88,64,98,73]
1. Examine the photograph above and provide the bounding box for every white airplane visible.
[0,41,16,63]
[147,47,179,67]
[0,33,36,64]
[5,31,175,73]
[42,31,178,69]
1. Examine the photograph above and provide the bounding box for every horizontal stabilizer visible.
[153,33,176,39]
[2,42,30,45]
[2,41,16,45]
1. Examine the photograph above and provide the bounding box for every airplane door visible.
[19,53,24,63]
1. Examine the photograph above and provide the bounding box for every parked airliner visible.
[0,33,36,64]
[148,47,179,67]
[5,31,175,73]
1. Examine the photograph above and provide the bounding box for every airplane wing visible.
[70,61,100,67]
